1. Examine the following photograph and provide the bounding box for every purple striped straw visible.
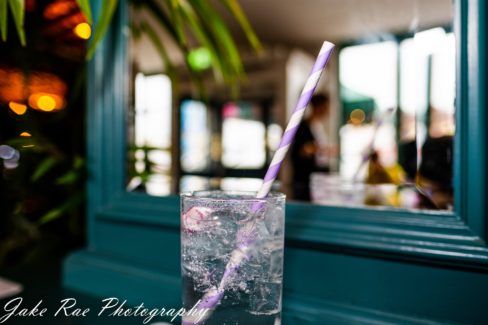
[257,41,335,198]
[182,41,335,325]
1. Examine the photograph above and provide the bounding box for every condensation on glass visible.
[126,0,455,212]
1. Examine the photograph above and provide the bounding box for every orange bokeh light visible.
[8,102,27,115]
[350,108,366,125]
[44,1,78,20]
[20,132,32,137]
[74,22,91,40]
[1,67,67,113]
[28,93,64,112]
[37,95,56,111]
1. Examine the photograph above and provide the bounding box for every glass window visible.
[221,102,266,169]
[127,73,172,196]
[180,100,211,172]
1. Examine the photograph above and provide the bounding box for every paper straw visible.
[257,41,335,198]
[183,41,335,325]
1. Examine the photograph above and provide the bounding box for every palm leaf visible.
[191,0,244,77]
[174,0,226,82]
[0,0,262,93]
[31,157,58,182]
[7,0,25,45]
[168,0,186,46]
[137,0,221,90]
[86,0,119,59]
[218,0,262,53]
[38,192,84,225]
[138,0,179,41]
[76,0,93,24]
[0,0,7,41]
[56,170,79,185]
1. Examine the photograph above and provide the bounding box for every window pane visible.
[430,33,456,138]
[180,100,211,172]
[340,41,398,112]
[339,42,398,180]
[221,102,266,169]
[127,73,172,195]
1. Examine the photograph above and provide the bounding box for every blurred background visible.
[127,0,455,211]
[0,0,455,288]
[0,0,88,269]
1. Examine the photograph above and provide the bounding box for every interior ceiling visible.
[226,0,453,48]
[133,0,453,72]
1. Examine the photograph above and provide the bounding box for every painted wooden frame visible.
[64,0,487,323]
[84,0,486,266]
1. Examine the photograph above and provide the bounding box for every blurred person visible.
[291,93,334,200]
[417,136,454,209]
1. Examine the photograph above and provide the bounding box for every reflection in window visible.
[400,37,428,142]
[179,176,263,193]
[127,73,172,196]
[340,41,398,112]
[398,29,455,206]
[180,100,211,172]
[180,175,211,192]
[339,41,398,180]
[178,99,271,193]
[332,28,455,210]
[400,30,455,142]
[221,102,266,169]
[430,32,456,138]
[220,177,263,191]
[267,123,283,154]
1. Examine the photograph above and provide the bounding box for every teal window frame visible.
[85,0,487,269]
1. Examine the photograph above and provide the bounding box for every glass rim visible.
[180,190,286,203]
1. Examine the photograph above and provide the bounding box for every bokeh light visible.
[37,95,56,111]
[8,102,27,115]
[350,108,366,124]
[188,47,212,71]
[44,1,77,20]
[74,22,91,40]
[28,92,64,112]
[0,68,68,108]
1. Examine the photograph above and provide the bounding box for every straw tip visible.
[320,41,335,54]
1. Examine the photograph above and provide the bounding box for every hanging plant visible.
[0,0,262,86]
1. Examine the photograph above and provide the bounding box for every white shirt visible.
[310,119,330,167]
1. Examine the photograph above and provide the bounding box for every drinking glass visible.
[181,190,285,325]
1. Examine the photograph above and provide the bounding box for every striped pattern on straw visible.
[257,41,335,199]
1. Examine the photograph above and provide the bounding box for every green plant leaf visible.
[129,22,141,39]
[7,0,25,45]
[139,0,178,41]
[86,0,119,60]
[168,0,186,46]
[73,155,84,169]
[31,157,58,182]
[218,0,262,53]
[56,170,79,185]
[191,0,244,81]
[139,0,199,76]
[0,0,7,41]
[175,0,225,82]
[38,208,63,225]
[38,193,84,225]
[76,0,93,24]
